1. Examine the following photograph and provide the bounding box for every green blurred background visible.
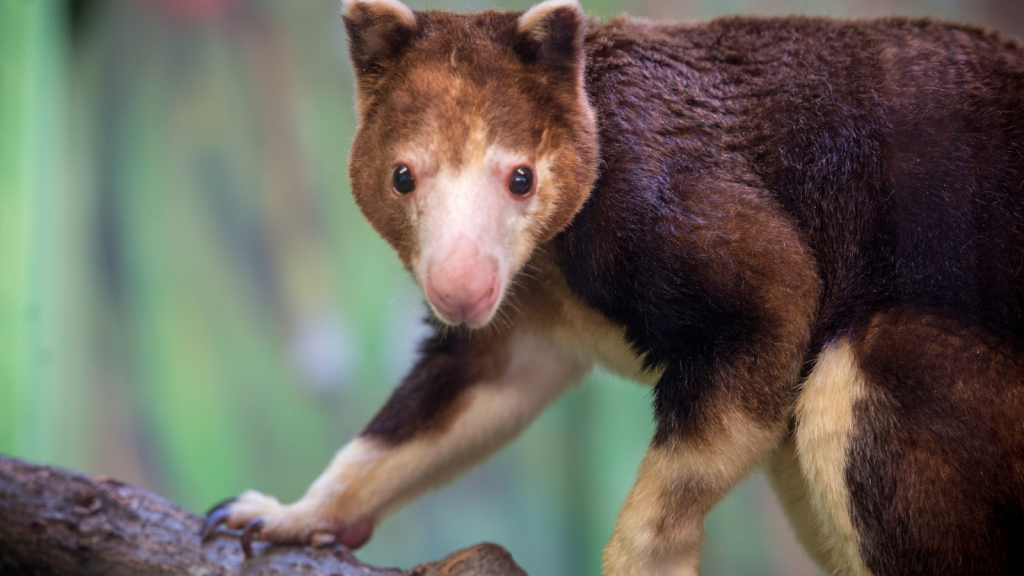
[1,0,1020,574]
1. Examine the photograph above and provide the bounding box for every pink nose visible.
[425,237,500,326]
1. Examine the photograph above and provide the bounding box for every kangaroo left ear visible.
[514,0,587,74]
[342,0,418,81]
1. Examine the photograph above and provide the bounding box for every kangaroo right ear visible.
[514,0,586,76]
[342,0,417,81]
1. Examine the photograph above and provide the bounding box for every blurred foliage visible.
[0,0,1018,574]
[1,0,77,468]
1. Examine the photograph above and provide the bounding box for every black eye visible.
[392,164,415,194]
[509,166,533,197]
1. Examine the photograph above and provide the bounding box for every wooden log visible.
[0,454,526,576]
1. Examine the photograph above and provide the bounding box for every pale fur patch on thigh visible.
[777,338,872,576]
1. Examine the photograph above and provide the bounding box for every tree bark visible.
[0,454,526,576]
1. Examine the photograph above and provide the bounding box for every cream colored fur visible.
[526,254,660,385]
[341,0,416,29]
[552,300,657,386]
[602,412,782,576]
[517,0,583,39]
[766,338,872,576]
[394,118,557,326]
[223,329,586,540]
[409,140,541,290]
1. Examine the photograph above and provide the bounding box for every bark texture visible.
[0,455,526,576]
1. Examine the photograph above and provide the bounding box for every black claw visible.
[241,518,264,558]
[200,499,236,541]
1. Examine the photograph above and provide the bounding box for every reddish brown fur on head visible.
[344,0,598,327]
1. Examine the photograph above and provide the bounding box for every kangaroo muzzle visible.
[424,235,500,327]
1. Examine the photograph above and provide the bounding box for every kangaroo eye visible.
[392,164,415,194]
[509,166,533,197]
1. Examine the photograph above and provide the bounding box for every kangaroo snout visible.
[424,236,500,326]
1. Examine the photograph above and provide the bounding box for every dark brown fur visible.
[362,325,510,442]
[849,308,1024,575]
[555,15,1024,574]
[219,8,1024,574]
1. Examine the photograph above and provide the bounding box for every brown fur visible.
[848,309,1024,575]
[345,4,598,267]
[362,325,509,443]
[603,410,782,575]
[207,5,1024,575]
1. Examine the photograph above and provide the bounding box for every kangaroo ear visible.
[342,0,417,79]
[514,0,586,74]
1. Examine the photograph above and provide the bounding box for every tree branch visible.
[0,455,526,576]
